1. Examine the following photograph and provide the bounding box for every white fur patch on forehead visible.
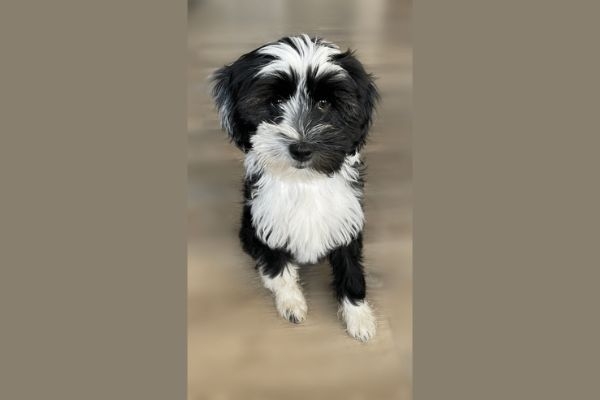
[256,34,345,80]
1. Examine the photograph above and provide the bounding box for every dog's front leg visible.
[329,234,377,342]
[239,205,307,323]
[259,257,307,324]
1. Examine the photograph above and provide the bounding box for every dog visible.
[210,34,379,342]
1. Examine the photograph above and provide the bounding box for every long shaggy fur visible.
[210,34,380,342]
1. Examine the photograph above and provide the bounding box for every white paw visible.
[275,288,307,324]
[340,298,376,342]
[260,263,307,324]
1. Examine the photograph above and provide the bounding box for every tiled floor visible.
[188,1,412,399]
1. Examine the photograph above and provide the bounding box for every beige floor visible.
[188,1,412,399]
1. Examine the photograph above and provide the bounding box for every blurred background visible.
[188,0,411,399]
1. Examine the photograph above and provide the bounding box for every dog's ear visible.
[210,49,274,151]
[210,64,248,150]
[334,50,379,150]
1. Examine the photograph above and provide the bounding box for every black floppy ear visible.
[334,50,380,149]
[210,65,247,150]
[210,49,272,151]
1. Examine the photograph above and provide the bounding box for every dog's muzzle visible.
[288,142,313,162]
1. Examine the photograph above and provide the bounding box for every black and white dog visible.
[210,34,379,342]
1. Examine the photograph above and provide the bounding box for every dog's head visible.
[210,34,379,175]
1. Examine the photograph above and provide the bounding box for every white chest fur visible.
[245,153,364,264]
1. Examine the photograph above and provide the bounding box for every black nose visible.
[289,142,313,162]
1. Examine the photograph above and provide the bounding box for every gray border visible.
[414,0,600,399]
[0,1,187,399]
[3,1,600,399]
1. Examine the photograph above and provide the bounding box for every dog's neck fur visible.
[244,151,364,264]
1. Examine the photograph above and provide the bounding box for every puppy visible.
[210,34,379,342]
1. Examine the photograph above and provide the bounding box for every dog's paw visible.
[275,288,308,324]
[260,263,307,324]
[340,299,376,342]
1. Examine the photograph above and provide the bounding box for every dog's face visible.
[211,35,378,175]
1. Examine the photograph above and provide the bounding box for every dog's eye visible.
[271,97,284,106]
[316,99,330,111]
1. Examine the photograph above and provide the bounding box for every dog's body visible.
[211,34,379,341]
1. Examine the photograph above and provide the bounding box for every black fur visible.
[211,36,379,172]
[240,175,293,279]
[239,204,291,278]
[329,233,366,304]
[211,35,378,308]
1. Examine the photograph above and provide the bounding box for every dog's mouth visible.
[293,160,311,170]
